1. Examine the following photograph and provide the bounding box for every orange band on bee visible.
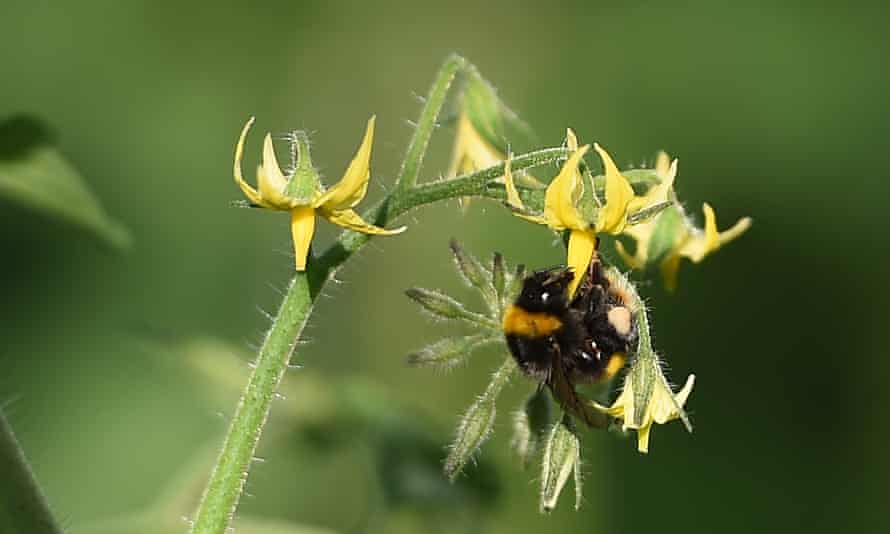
[502,305,563,338]
[603,352,626,380]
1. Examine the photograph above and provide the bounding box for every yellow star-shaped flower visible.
[503,129,654,296]
[615,152,751,290]
[595,373,695,453]
[448,111,543,207]
[234,116,405,271]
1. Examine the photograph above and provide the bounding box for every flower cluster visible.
[229,61,749,513]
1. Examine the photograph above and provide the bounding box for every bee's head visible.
[515,267,572,314]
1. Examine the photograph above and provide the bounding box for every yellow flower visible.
[234,116,405,271]
[448,112,506,179]
[595,373,695,453]
[448,111,543,207]
[615,152,751,290]
[504,130,655,296]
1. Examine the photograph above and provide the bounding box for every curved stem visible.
[393,53,465,194]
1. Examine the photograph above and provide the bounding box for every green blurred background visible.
[2,1,888,532]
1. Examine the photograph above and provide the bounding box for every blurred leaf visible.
[77,442,338,534]
[377,427,499,512]
[0,115,130,248]
[232,517,338,534]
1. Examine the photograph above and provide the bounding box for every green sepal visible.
[539,414,582,512]
[444,358,516,481]
[283,130,321,203]
[406,334,500,369]
[404,288,498,329]
[449,238,498,312]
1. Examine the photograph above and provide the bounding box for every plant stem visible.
[308,147,567,295]
[190,273,312,534]
[393,53,465,194]
[0,412,64,534]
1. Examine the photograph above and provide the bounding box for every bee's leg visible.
[546,339,608,428]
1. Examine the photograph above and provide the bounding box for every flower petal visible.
[566,230,596,297]
[628,155,677,214]
[678,203,752,262]
[448,112,506,176]
[659,254,682,292]
[650,374,695,424]
[316,116,375,210]
[593,143,635,234]
[259,133,291,206]
[321,208,406,236]
[655,150,672,179]
[503,157,525,210]
[614,240,645,270]
[233,117,269,208]
[565,128,580,151]
[290,206,316,271]
[543,145,590,231]
[636,422,653,453]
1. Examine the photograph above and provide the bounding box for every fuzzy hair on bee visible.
[503,247,637,426]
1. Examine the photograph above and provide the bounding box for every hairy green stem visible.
[190,273,312,533]
[393,53,465,194]
[0,412,64,534]
[309,147,567,294]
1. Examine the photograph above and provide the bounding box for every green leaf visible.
[376,427,500,511]
[0,116,130,248]
[407,334,499,369]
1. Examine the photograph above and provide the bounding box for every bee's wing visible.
[547,339,608,428]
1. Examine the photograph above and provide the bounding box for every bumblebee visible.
[503,250,636,426]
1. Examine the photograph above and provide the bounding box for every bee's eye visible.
[540,291,550,303]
